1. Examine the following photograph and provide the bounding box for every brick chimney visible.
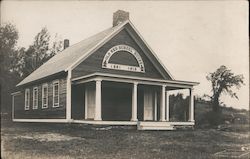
[64,39,69,49]
[113,10,129,27]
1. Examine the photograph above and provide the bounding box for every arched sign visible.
[102,45,145,73]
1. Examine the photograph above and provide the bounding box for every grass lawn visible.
[1,120,249,159]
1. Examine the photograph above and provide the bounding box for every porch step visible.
[137,121,175,130]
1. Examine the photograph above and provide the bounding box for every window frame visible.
[32,87,38,109]
[42,83,48,109]
[24,89,30,110]
[52,80,60,108]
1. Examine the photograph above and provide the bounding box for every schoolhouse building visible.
[11,10,199,130]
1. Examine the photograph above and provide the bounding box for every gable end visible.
[72,27,170,80]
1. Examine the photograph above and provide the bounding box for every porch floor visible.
[72,120,194,130]
[73,120,137,125]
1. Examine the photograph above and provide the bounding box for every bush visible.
[206,111,224,126]
[195,111,224,128]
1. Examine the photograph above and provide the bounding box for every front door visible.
[144,88,154,120]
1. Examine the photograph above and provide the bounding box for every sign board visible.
[102,45,145,73]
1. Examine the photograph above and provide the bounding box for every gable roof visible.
[17,20,174,86]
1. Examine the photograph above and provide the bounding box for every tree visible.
[169,93,189,121]
[1,24,63,114]
[0,23,18,79]
[51,33,63,56]
[0,23,20,113]
[13,27,63,77]
[206,65,244,113]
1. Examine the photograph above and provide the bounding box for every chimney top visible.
[64,39,69,49]
[113,10,129,27]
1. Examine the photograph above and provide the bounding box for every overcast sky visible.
[1,1,249,110]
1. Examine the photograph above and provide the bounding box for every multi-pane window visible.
[42,84,48,109]
[33,87,38,109]
[25,89,30,110]
[53,81,59,107]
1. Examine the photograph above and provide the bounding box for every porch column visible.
[166,90,170,121]
[154,91,157,121]
[131,82,138,121]
[160,85,166,121]
[84,87,88,119]
[94,79,102,121]
[189,88,194,122]
[66,70,72,121]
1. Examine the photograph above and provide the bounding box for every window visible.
[33,87,38,109]
[42,84,48,109]
[25,89,30,110]
[53,80,59,107]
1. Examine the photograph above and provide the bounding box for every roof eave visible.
[16,70,67,87]
[126,20,175,80]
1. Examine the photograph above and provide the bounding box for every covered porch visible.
[70,73,198,130]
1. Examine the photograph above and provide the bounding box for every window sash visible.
[53,81,59,107]
[25,89,30,110]
[42,84,48,108]
[33,87,38,109]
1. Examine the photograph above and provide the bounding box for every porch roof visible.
[72,72,199,89]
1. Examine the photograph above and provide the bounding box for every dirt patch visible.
[14,132,84,142]
[221,131,249,139]
[214,149,250,158]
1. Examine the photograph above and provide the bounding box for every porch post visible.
[94,79,102,121]
[12,95,15,120]
[166,90,169,121]
[154,91,157,121]
[189,88,194,122]
[131,82,138,121]
[84,86,88,119]
[160,85,166,121]
[66,70,72,121]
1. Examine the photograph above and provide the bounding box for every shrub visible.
[206,111,224,126]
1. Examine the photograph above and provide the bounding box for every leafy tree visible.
[0,23,18,78]
[0,23,20,113]
[13,27,63,77]
[1,24,63,115]
[206,65,244,113]
[169,93,189,121]
[51,33,63,56]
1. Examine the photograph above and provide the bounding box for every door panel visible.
[144,89,154,120]
[86,85,95,119]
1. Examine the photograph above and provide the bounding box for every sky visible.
[1,1,249,110]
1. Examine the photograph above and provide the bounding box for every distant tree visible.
[206,65,244,113]
[0,23,20,113]
[0,24,63,114]
[169,93,189,121]
[51,33,63,56]
[0,23,18,79]
[13,27,63,77]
